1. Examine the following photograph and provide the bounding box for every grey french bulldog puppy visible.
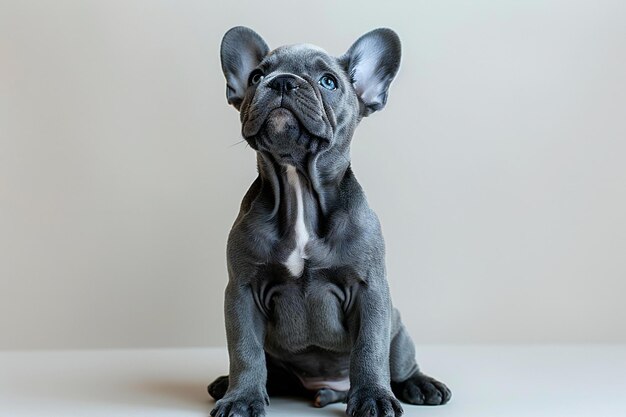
[208,27,451,417]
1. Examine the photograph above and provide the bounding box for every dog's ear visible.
[341,28,401,116]
[220,26,270,111]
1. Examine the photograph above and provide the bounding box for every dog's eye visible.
[248,69,264,86]
[319,74,337,90]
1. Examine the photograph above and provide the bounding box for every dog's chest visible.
[277,164,323,278]
[282,165,309,277]
[257,271,355,354]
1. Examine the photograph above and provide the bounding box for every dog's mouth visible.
[263,108,301,139]
[240,78,335,160]
[244,107,331,159]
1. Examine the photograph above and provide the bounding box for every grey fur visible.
[209,27,451,417]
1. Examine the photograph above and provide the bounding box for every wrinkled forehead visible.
[260,43,345,76]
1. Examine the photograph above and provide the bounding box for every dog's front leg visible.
[347,280,404,417]
[211,280,269,417]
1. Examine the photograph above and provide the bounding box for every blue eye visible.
[319,74,337,90]
[248,69,264,86]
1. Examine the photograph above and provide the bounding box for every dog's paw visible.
[209,390,269,417]
[314,388,347,408]
[207,375,229,400]
[391,372,451,406]
[346,386,403,417]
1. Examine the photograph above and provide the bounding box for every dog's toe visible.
[391,372,451,406]
[313,388,347,407]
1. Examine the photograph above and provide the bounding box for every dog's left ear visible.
[220,26,270,111]
[341,28,401,116]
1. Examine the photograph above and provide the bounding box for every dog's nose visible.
[268,75,299,93]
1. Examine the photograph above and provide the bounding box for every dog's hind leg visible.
[208,354,309,401]
[388,309,452,406]
[207,374,229,400]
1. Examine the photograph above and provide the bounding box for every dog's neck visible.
[256,148,351,222]
[254,149,351,276]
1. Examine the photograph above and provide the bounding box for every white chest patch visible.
[283,165,309,277]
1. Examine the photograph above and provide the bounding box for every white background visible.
[1,0,625,349]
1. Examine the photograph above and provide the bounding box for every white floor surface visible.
[1,345,625,417]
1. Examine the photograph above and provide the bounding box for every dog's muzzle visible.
[241,74,334,150]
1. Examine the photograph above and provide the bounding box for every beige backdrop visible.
[1,0,625,349]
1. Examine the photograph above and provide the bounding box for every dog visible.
[208,27,451,417]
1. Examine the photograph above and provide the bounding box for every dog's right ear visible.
[220,26,270,111]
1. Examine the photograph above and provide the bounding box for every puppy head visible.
[220,27,401,165]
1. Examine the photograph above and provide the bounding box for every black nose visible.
[268,75,299,93]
